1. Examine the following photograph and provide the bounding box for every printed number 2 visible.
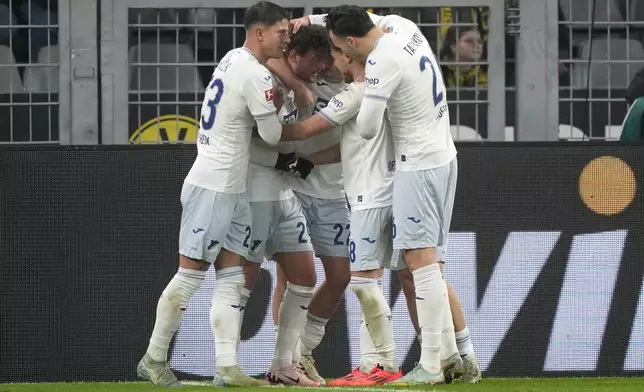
[297,222,308,244]
[242,226,251,248]
[201,78,224,130]
[419,56,443,107]
[333,224,351,245]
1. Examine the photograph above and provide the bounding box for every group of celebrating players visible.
[136,1,483,388]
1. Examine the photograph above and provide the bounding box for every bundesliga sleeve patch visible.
[265,88,274,102]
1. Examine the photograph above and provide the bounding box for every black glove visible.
[275,153,314,180]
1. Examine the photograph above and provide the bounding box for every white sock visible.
[455,327,476,358]
[238,287,252,342]
[359,319,378,373]
[211,266,245,368]
[440,280,459,361]
[299,313,329,357]
[350,277,396,371]
[147,268,206,362]
[413,263,446,374]
[271,283,314,370]
[357,278,382,373]
[292,338,302,365]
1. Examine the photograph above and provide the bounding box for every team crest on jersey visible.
[265,88,274,102]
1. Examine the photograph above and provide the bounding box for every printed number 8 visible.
[201,79,224,130]
[349,240,356,263]
[419,56,443,107]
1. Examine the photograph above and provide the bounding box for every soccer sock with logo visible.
[350,276,397,371]
[211,266,245,368]
[455,327,476,358]
[147,267,206,362]
[271,283,315,370]
[412,263,446,374]
[237,287,252,342]
[440,280,459,361]
[299,313,329,357]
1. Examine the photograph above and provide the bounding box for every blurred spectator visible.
[439,25,487,88]
[626,66,644,106]
[619,66,644,141]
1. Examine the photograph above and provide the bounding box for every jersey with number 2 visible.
[363,32,456,172]
[184,47,277,194]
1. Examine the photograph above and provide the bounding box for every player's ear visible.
[287,49,298,62]
[346,36,356,47]
[255,25,265,43]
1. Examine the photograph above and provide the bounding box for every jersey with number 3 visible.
[363,32,456,172]
[184,47,277,193]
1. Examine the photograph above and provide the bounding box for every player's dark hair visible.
[243,1,290,30]
[325,5,375,38]
[287,25,331,57]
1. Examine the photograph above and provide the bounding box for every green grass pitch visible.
[2,379,644,392]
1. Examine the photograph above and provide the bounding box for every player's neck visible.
[349,64,365,82]
[364,27,385,53]
[243,40,268,64]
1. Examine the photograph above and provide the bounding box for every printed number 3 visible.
[419,56,443,107]
[201,78,224,130]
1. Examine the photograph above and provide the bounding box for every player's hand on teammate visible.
[290,16,310,34]
[275,152,314,180]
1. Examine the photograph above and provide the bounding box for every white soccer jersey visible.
[290,78,347,199]
[184,47,277,193]
[247,81,298,202]
[319,81,394,211]
[363,31,457,172]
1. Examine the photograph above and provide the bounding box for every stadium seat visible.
[572,38,644,88]
[24,45,59,93]
[0,45,24,93]
[559,124,587,140]
[128,43,203,92]
[560,0,623,25]
[189,8,216,31]
[450,125,482,141]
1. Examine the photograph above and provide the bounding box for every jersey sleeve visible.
[363,49,402,102]
[243,66,278,120]
[318,83,363,127]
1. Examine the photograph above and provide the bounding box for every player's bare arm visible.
[266,57,314,107]
[306,143,341,165]
[280,113,334,141]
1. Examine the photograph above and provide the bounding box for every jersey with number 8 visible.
[363,31,456,172]
[184,47,277,193]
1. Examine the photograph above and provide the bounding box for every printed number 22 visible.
[201,78,224,130]
[419,56,443,106]
[333,224,350,245]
